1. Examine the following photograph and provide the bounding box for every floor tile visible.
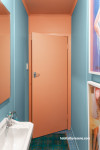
[30,133,69,150]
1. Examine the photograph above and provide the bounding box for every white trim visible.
[88,81,100,88]
[87,82,90,150]
[89,71,100,75]
[89,0,91,73]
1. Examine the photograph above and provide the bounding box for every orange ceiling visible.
[0,2,10,15]
[22,0,77,15]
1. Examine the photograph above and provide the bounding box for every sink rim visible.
[0,118,34,150]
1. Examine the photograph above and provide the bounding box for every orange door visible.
[32,33,68,138]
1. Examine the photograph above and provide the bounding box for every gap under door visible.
[32,33,70,138]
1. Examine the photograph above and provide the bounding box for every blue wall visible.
[71,0,91,149]
[14,0,29,121]
[0,0,28,121]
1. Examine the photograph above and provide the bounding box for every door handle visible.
[33,72,40,78]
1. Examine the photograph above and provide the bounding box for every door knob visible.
[33,72,40,78]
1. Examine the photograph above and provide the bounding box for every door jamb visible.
[29,33,71,130]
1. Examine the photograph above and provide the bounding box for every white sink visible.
[0,118,34,150]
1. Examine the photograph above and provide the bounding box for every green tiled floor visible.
[30,133,69,150]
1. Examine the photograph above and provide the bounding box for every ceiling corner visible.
[70,0,78,16]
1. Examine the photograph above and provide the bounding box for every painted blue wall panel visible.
[15,0,28,121]
[71,0,90,149]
